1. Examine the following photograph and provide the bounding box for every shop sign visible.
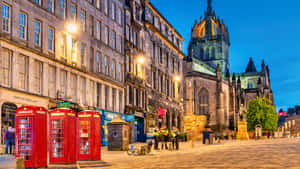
[125,115,135,121]
[58,101,70,109]
[104,111,117,121]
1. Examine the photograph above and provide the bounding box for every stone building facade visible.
[184,0,274,132]
[0,0,125,135]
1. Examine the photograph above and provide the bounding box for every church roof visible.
[245,58,257,73]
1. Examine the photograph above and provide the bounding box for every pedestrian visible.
[160,126,169,150]
[171,127,177,150]
[153,127,159,150]
[4,126,13,155]
[11,128,15,154]
[175,128,180,150]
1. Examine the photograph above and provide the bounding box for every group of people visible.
[2,126,15,155]
[152,126,180,151]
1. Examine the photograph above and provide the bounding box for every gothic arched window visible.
[205,48,209,60]
[200,48,204,59]
[198,88,209,115]
[211,47,215,59]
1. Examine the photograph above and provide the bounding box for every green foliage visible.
[247,97,278,131]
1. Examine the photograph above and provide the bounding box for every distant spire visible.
[245,57,257,73]
[207,0,213,15]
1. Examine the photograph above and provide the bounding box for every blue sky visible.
[150,0,300,112]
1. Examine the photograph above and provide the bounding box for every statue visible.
[236,104,249,140]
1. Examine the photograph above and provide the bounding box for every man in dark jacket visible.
[5,126,14,154]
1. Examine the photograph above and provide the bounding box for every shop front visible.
[98,109,134,146]
[134,111,145,142]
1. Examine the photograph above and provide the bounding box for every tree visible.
[247,97,278,131]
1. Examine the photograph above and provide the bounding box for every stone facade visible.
[0,0,125,136]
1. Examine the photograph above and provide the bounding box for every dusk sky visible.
[151,0,300,111]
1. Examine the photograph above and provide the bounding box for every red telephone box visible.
[49,108,77,164]
[77,111,101,160]
[15,106,47,168]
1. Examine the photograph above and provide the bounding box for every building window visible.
[96,51,101,72]
[117,8,122,25]
[104,56,109,75]
[80,77,86,105]
[135,88,139,107]
[2,3,11,33]
[126,25,130,40]
[34,60,43,94]
[89,80,94,106]
[71,39,77,62]
[118,63,122,81]
[198,88,209,115]
[152,42,156,60]
[81,43,86,65]
[166,52,169,68]
[48,27,55,52]
[19,12,27,40]
[48,66,56,98]
[152,71,156,89]
[172,57,175,73]
[132,31,137,46]
[60,0,66,19]
[96,20,101,40]
[96,83,101,108]
[111,31,116,49]
[111,59,116,79]
[71,3,77,21]
[0,48,12,87]
[34,20,41,47]
[104,0,108,15]
[166,78,169,96]
[111,2,116,20]
[48,0,54,13]
[18,55,28,90]
[205,48,209,60]
[104,26,109,44]
[118,36,122,53]
[112,88,116,112]
[71,73,77,102]
[60,70,67,99]
[60,34,66,58]
[159,47,163,64]
[160,75,163,92]
[105,86,109,110]
[96,0,101,9]
[34,0,42,6]
[177,61,180,73]
[80,10,86,32]
[119,91,122,113]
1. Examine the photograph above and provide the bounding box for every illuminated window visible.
[2,3,11,33]
[34,20,41,47]
[96,0,101,9]
[0,48,12,87]
[19,12,27,40]
[104,26,109,44]
[48,27,55,52]
[71,39,77,62]
[60,34,66,58]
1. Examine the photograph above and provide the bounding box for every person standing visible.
[174,127,180,150]
[160,126,169,150]
[153,128,159,150]
[4,126,13,154]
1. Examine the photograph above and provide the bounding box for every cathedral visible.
[183,0,274,132]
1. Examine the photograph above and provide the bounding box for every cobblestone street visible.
[101,138,300,169]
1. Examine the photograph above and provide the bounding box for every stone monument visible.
[236,104,249,140]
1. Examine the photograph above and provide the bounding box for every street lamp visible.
[137,56,145,64]
[174,75,181,82]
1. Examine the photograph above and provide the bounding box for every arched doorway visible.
[1,102,17,128]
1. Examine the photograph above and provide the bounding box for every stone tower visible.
[188,0,230,73]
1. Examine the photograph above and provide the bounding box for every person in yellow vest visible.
[160,126,169,150]
[171,127,180,150]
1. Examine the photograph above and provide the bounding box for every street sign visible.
[57,101,70,109]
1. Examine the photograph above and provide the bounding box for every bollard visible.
[15,157,25,169]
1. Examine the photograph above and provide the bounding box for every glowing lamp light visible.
[137,56,145,64]
[174,75,181,82]
[67,24,77,34]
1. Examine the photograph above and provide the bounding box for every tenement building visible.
[143,0,185,132]
[0,0,125,139]
[184,0,274,132]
